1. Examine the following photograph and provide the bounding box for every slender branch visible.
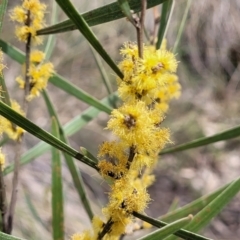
[0,164,7,232]
[136,0,147,58]
[6,9,32,234]
[6,141,22,234]
[97,218,114,240]
[23,10,32,111]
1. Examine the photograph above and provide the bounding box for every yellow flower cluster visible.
[10,0,46,44]
[118,42,180,109]
[72,43,180,239]
[16,50,54,101]
[0,100,25,141]
[10,1,54,101]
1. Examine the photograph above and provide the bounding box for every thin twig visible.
[6,10,32,234]
[97,218,114,240]
[23,10,32,111]
[0,164,7,232]
[6,141,22,234]
[137,0,147,58]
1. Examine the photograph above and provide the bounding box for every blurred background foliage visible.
[2,0,240,239]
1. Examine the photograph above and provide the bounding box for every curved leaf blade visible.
[160,182,230,223]
[50,74,112,114]
[0,39,112,114]
[51,118,64,240]
[0,101,97,169]
[133,212,211,240]
[42,90,94,220]
[164,177,240,240]
[156,0,175,49]
[3,93,117,175]
[37,0,168,35]
[23,186,47,230]
[161,125,240,154]
[184,177,240,233]
[139,216,192,240]
[0,0,8,34]
[173,0,192,53]
[0,232,26,240]
[91,47,113,96]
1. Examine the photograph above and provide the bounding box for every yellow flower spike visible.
[10,0,46,44]
[74,42,180,239]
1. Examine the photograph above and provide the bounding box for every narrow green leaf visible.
[0,0,8,34]
[184,177,240,233]
[0,232,26,240]
[3,93,117,176]
[167,197,179,213]
[91,47,113,96]
[133,212,211,240]
[50,74,112,114]
[156,0,175,49]
[55,0,123,79]
[0,74,11,106]
[0,39,113,114]
[164,178,240,240]
[42,90,94,220]
[0,73,16,131]
[0,39,24,63]
[0,0,12,130]
[44,0,58,61]
[51,117,64,240]
[139,215,192,240]
[23,186,47,230]
[0,101,97,169]
[173,0,192,53]
[37,0,168,35]
[160,182,229,223]
[161,125,240,155]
